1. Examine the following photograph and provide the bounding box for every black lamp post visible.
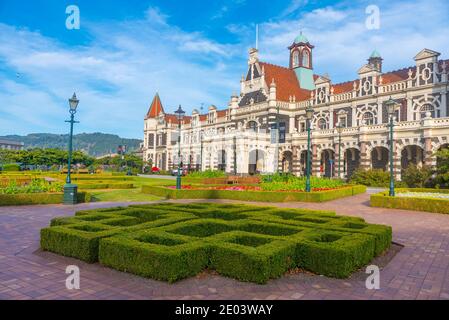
[175,105,185,190]
[63,93,80,205]
[336,122,344,178]
[305,106,314,192]
[385,97,398,197]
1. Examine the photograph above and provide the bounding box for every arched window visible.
[302,50,310,68]
[248,121,258,133]
[292,51,299,67]
[318,118,327,130]
[420,104,435,119]
[362,112,375,125]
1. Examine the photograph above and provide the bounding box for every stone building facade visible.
[143,34,449,179]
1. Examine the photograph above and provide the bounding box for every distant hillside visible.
[0,133,142,157]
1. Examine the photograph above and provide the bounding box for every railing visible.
[333,92,353,102]
[379,80,408,94]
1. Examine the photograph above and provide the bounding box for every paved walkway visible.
[0,194,448,300]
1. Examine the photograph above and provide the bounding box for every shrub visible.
[0,191,90,206]
[2,164,20,172]
[0,179,64,194]
[371,188,449,214]
[186,170,226,179]
[349,168,390,187]
[41,202,391,283]
[401,165,433,188]
[261,175,346,191]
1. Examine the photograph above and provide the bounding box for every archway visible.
[371,146,389,171]
[281,151,293,173]
[401,145,424,171]
[299,150,311,176]
[248,149,265,175]
[217,150,226,171]
[320,149,335,178]
[345,148,361,178]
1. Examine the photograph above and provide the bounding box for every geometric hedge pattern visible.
[40,203,392,284]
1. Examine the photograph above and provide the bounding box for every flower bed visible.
[41,202,391,283]
[143,184,366,202]
[370,188,449,214]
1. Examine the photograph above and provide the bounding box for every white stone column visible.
[441,92,447,118]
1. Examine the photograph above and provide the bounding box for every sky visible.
[0,0,448,139]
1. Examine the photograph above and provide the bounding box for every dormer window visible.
[208,112,216,124]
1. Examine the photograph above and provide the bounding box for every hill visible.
[0,133,142,157]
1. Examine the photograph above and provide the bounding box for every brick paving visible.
[1,194,449,300]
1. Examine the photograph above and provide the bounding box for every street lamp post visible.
[336,123,344,178]
[385,97,399,197]
[305,106,314,192]
[63,93,80,205]
[175,105,185,190]
[275,104,280,173]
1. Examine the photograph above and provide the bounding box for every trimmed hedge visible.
[371,188,449,214]
[41,202,391,283]
[0,191,91,206]
[77,182,134,190]
[141,185,366,203]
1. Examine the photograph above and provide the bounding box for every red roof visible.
[146,93,164,118]
[260,62,312,102]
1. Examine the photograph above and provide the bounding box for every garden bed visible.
[141,184,366,203]
[41,202,391,283]
[370,188,449,214]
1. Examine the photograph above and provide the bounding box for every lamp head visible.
[174,105,185,120]
[336,122,344,134]
[385,96,398,116]
[69,93,79,113]
[305,106,314,120]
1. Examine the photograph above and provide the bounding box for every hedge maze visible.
[41,203,392,284]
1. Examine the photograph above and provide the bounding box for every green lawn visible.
[88,177,174,202]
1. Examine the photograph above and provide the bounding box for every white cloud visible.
[280,0,309,17]
[0,7,245,138]
[259,0,449,82]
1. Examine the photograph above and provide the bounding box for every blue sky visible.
[0,0,448,138]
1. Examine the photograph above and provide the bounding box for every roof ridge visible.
[259,61,290,71]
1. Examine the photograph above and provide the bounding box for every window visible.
[248,121,258,133]
[292,51,299,67]
[270,122,286,143]
[208,112,216,124]
[318,118,327,130]
[299,122,306,132]
[420,104,435,119]
[362,112,375,125]
[302,50,310,68]
[338,116,347,128]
